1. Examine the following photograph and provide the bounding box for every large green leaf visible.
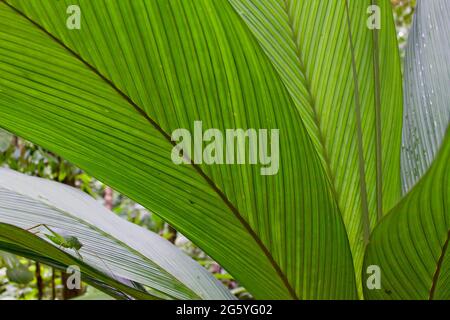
[226,0,403,294]
[0,0,358,299]
[0,168,232,300]
[364,1,450,299]
[401,0,450,192]
[364,130,450,299]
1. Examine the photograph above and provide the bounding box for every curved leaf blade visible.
[0,223,154,300]
[401,0,450,192]
[0,128,12,152]
[364,130,450,300]
[226,0,403,294]
[0,168,233,300]
[0,0,357,299]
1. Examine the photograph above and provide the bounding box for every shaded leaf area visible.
[364,130,450,300]
[72,286,115,300]
[401,0,450,192]
[0,168,232,300]
[0,0,357,299]
[0,223,155,300]
[0,128,12,152]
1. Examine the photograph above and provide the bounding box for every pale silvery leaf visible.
[402,0,450,192]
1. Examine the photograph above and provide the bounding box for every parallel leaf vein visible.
[1,0,298,299]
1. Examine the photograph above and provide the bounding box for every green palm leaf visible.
[0,168,233,300]
[226,0,403,294]
[364,0,450,299]
[364,130,450,299]
[0,0,359,299]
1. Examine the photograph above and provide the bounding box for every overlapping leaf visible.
[0,0,358,299]
[364,130,450,299]
[364,0,450,299]
[226,0,403,294]
[401,0,450,192]
[0,223,154,299]
[0,168,232,300]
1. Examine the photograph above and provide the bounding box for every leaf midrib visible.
[343,0,371,244]
[2,0,298,299]
[429,229,450,300]
[371,0,383,222]
[281,0,341,205]
[280,0,371,241]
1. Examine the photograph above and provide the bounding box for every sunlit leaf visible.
[0,0,364,299]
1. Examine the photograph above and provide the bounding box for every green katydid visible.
[27,224,84,260]
[24,223,136,299]
[26,224,118,282]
